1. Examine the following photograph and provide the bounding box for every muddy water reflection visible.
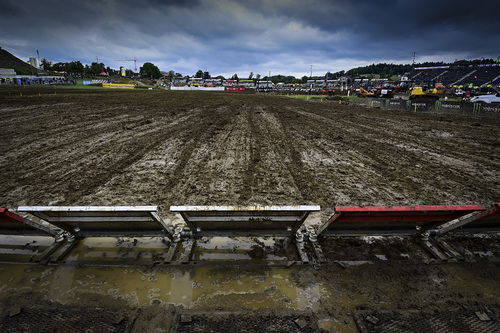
[0,235,328,312]
[0,264,327,311]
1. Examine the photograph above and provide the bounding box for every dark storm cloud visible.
[1,0,499,76]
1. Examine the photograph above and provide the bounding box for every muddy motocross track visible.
[1,88,499,212]
[1,87,500,332]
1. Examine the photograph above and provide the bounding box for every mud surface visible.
[354,306,500,333]
[174,312,319,333]
[1,87,499,213]
[1,87,499,332]
[0,302,131,333]
[0,261,499,332]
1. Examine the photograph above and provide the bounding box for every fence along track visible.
[356,98,500,117]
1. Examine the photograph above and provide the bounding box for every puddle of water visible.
[0,264,326,311]
[197,252,253,260]
[64,237,169,264]
[0,248,43,255]
[58,236,291,263]
[0,236,54,260]
[192,237,291,261]
[0,236,330,311]
[0,235,53,246]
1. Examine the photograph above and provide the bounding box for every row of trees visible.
[38,57,500,81]
[40,59,167,80]
[41,59,118,75]
[344,58,500,78]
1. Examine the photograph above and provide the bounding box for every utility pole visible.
[412,52,416,66]
[310,64,313,78]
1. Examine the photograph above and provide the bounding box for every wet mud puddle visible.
[0,236,326,311]
[0,264,327,310]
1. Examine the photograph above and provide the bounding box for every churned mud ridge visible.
[278,102,499,205]
[0,87,499,209]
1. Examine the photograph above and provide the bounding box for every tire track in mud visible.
[239,107,260,201]
[82,106,249,207]
[317,108,500,170]
[272,108,399,205]
[0,111,199,205]
[153,105,237,206]
[62,113,202,204]
[296,109,471,203]
[0,104,173,156]
[299,105,498,177]
[239,106,307,204]
[1,114,151,175]
[265,106,319,202]
[180,108,240,204]
[283,105,498,204]
[2,90,499,208]
[345,106,499,167]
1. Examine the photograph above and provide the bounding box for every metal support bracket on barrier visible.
[418,236,449,261]
[170,205,320,264]
[178,239,194,264]
[37,232,66,263]
[419,203,500,260]
[0,209,68,263]
[306,226,326,263]
[164,226,183,263]
[50,233,79,262]
[295,230,309,263]
[424,205,499,237]
[436,239,463,260]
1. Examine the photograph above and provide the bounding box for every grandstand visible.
[438,67,475,85]
[407,67,448,82]
[406,64,500,87]
[456,65,500,86]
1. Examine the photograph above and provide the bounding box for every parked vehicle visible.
[470,93,500,104]
[409,82,445,102]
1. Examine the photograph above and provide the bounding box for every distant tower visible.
[412,52,416,66]
[29,57,40,69]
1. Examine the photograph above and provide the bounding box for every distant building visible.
[28,57,41,69]
[256,80,273,88]
[172,77,188,86]
[188,77,203,86]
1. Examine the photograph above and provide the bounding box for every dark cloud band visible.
[1,0,499,75]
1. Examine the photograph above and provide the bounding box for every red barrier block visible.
[318,205,486,235]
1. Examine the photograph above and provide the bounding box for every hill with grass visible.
[0,47,39,75]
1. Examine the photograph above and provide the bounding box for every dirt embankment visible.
[1,88,499,213]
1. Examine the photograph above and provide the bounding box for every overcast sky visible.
[1,0,500,77]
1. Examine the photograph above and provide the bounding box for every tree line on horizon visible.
[38,57,499,82]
